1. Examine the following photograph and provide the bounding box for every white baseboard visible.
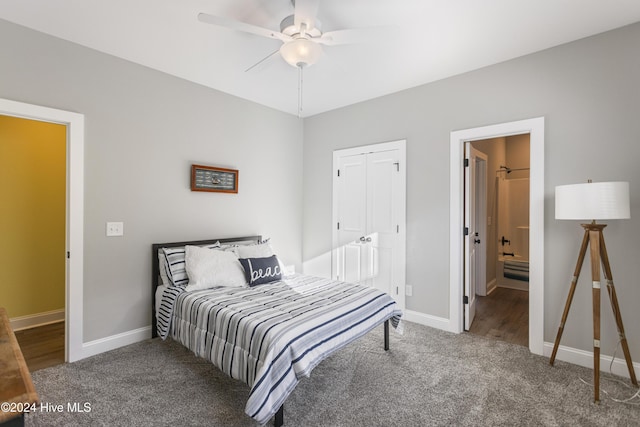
[10,309,65,331]
[486,278,497,295]
[543,341,639,380]
[404,309,457,333]
[81,326,151,359]
[405,310,638,380]
[69,317,639,386]
[76,314,451,362]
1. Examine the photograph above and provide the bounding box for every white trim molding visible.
[0,98,85,362]
[544,341,640,380]
[10,309,65,331]
[403,310,456,333]
[449,117,545,356]
[82,327,152,359]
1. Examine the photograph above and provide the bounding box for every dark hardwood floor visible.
[468,287,528,347]
[14,321,65,372]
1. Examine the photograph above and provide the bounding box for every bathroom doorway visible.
[467,134,530,346]
[451,117,544,355]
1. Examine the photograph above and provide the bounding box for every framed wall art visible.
[191,164,238,193]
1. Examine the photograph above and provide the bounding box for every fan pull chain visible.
[297,66,303,118]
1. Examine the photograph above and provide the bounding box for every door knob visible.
[474,238,481,244]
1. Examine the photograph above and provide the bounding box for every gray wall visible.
[303,22,640,357]
[0,19,303,342]
[2,16,639,360]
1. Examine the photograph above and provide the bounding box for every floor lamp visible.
[550,181,638,402]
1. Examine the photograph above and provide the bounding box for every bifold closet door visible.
[335,149,401,299]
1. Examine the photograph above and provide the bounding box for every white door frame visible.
[332,139,407,310]
[0,98,85,362]
[450,117,544,355]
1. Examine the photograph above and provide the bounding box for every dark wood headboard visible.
[151,235,262,338]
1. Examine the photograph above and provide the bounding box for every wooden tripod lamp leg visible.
[588,229,602,402]
[550,229,590,365]
[551,223,636,403]
[598,230,638,386]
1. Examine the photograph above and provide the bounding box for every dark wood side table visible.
[0,308,39,426]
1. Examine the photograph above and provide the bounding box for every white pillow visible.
[185,245,247,291]
[235,240,274,258]
[163,242,220,286]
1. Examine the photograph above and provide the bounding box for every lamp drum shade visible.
[555,181,630,220]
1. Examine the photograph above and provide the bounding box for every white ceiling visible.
[2,0,640,117]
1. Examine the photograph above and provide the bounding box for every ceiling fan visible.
[198,0,384,116]
[198,0,382,71]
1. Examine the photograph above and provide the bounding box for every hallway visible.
[468,287,528,347]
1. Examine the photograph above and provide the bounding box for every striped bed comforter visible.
[156,274,403,425]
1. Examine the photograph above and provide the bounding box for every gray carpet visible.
[26,322,639,426]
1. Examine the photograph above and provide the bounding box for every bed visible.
[151,236,403,426]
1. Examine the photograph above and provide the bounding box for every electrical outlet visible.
[106,222,124,237]
[405,284,413,296]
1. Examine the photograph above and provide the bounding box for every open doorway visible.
[1,114,66,370]
[467,134,530,347]
[449,117,544,356]
[0,97,85,363]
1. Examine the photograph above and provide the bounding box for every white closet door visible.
[334,141,405,309]
[336,154,367,284]
[366,150,400,297]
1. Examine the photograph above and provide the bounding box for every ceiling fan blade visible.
[294,0,321,31]
[244,49,281,73]
[198,12,290,42]
[318,27,393,46]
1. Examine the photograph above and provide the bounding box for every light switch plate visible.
[106,222,124,237]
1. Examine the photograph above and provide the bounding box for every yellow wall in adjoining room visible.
[0,115,66,318]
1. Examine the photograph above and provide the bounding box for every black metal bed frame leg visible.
[274,405,284,427]
[384,319,390,351]
[272,320,389,426]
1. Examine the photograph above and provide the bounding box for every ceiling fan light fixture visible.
[279,37,322,68]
